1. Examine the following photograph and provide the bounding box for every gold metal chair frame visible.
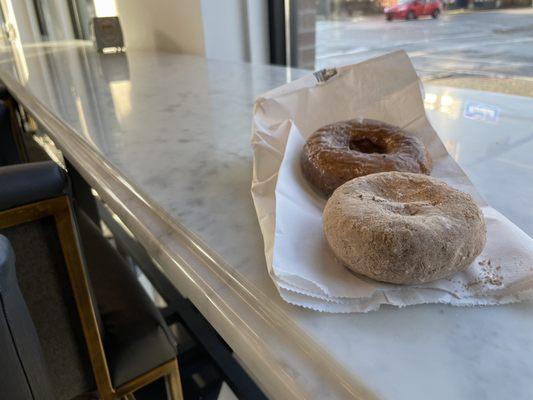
[0,196,183,400]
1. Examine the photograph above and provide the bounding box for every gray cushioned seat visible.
[0,161,66,210]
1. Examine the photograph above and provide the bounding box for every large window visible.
[0,0,119,44]
[315,0,533,78]
[282,0,533,81]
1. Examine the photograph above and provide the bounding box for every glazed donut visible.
[301,119,431,196]
[323,172,486,285]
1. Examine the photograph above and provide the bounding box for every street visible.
[316,8,533,78]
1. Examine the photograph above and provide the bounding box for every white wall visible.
[115,0,205,55]
[2,0,270,64]
[200,0,248,61]
[114,0,269,63]
[246,0,270,64]
[200,0,269,64]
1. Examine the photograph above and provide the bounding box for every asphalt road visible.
[316,8,533,78]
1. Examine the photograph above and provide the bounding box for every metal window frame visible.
[268,0,287,65]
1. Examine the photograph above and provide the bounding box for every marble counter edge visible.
[0,67,379,400]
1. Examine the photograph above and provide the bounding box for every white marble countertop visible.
[1,41,532,400]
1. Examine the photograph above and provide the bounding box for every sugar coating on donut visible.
[301,119,432,197]
[323,172,487,285]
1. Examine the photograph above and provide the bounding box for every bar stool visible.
[0,161,183,399]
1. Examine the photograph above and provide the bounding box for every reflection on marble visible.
[425,85,533,237]
[1,41,532,400]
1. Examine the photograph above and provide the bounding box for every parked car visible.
[385,0,442,20]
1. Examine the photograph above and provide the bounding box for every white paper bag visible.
[251,51,533,313]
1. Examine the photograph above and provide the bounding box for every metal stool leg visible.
[165,360,183,400]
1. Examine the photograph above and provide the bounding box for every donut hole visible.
[349,137,386,154]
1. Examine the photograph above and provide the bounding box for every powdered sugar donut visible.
[323,172,486,284]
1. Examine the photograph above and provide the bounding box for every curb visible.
[444,7,530,16]
[444,8,474,15]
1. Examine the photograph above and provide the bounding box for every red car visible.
[385,0,442,20]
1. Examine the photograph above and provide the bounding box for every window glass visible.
[314,0,533,80]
